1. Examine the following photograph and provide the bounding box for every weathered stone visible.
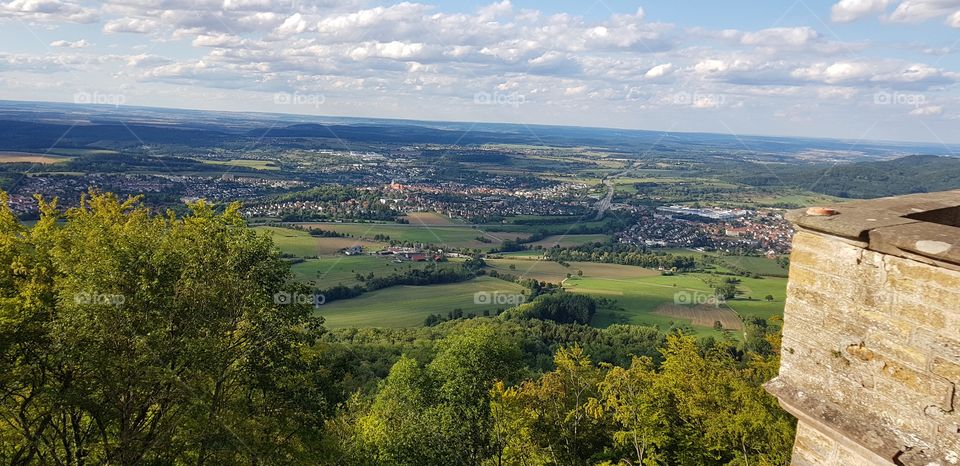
[931,357,960,384]
[896,297,947,328]
[769,191,960,465]
[913,328,960,364]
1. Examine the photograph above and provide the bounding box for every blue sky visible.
[1,0,959,144]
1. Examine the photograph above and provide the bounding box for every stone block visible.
[874,361,955,412]
[913,328,960,364]
[931,357,960,384]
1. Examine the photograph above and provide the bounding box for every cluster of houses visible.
[341,245,442,263]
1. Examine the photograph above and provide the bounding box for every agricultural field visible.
[527,234,608,249]
[298,222,529,250]
[484,259,658,284]
[716,275,788,321]
[658,248,789,277]
[401,212,458,225]
[655,304,743,330]
[497,250,545,258]
[565,272,786,337]
[254,226,387,257]
[318,276,526,328]
[0,152,71,164]
[291,255,463,287]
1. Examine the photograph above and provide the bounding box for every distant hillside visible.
[730,155,960,199]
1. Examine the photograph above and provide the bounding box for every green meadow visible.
[298,222,529,249]
[254,226,388,257]
[318,277,526,328]
[291,255,463,288]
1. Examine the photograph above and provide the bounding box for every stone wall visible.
[766,191,960,466]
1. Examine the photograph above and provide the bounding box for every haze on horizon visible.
[1,0,959,145]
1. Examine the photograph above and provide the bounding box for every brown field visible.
[485,259,658,284]
[654,304,744,330]
[0,152,71,164]
[402,212,456,225]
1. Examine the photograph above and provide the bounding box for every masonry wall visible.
[771,229,960,465]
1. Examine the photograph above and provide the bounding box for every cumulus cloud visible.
[0,0,98,23]
[831,0,960,24]
[792,62,874,83]
[0,0,957,139]
[740,27,819,47]
[50,39,90,48]
[831,0,890,22]
[644,63,673,79]
[888,0,960,22]
[103,17,158,33]
[947,9,960,26]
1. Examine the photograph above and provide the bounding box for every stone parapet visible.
[767,190,960,465]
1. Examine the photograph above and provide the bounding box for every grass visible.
[564,272,785,337]
[715,275,788,321]
[655,248,788,277]
[319,277,526,328]
[257,226,788,332]
[254,226,387,257]
[497,250,545,258]
[291,256,463,288]
[401,212,458,225]
[485,259,658,284]
[527,234,608,248]
[298,222,529,250]
[716,256,788,277]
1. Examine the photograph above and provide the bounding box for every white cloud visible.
[644,63,673,79]
[348,41,427,60]
[740,27,819,47]
[888,0,960,22]
[103,17,158,33]
[2,0,959,142]
[125,53,172,67]
[273,13,307,37]
[0,0,98,23]
[830,0,960,25]
[947,10,960,26]
[792,61,874,83]
[50,39,90,48]
[831,0,890,22]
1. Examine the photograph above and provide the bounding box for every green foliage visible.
[0,191,325,464]
[508,292,599,324]
[545,244,697,271]
[355,325,522,465]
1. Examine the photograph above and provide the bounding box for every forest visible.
[0,192,795,465]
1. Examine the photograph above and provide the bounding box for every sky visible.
[1,0,959,144]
